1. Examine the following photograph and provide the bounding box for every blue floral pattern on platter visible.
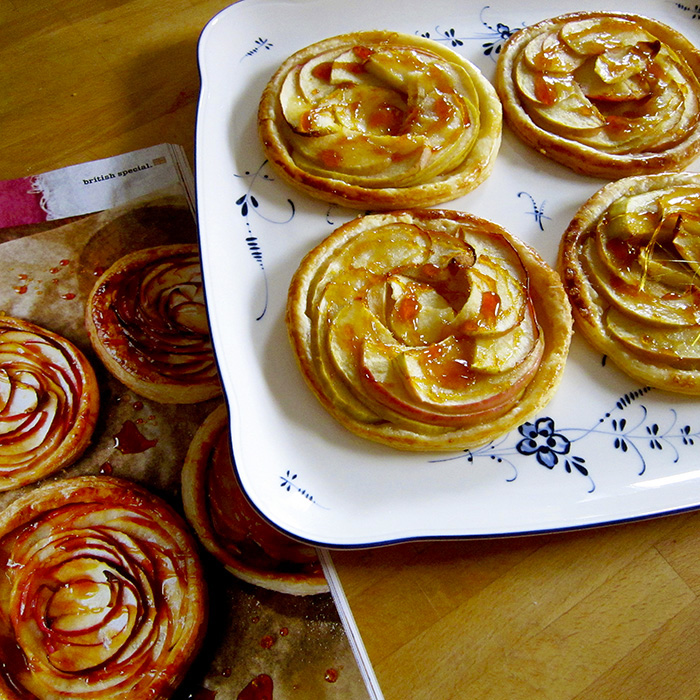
[419,6,523,59]
[432,388,700,495]
[675,3,700,20]
[241,36,273,60]
[280,470,326,508]
[234,160,295,319]
[517,192,550,231]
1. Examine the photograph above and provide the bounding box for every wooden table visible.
[5,2,700,699]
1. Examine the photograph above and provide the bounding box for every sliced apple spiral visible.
[0,316,99,491]
[181,403,328,595]
[496,12,700,178]
[560,172,700,393]
[287,210,572,451]
[85,244,221,404]
[258,31,502,209]
[0,476,207,700]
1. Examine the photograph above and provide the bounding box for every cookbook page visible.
[0,145,378,700]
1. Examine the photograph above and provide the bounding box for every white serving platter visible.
[195,0,700,547]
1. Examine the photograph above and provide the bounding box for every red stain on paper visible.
[237,674,273,700]
[260,634,276,649]
[114,420,157,454]
[189,689,217,700]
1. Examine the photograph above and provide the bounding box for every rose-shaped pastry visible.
[287,209,573,450]
[0,316,99,491]
[258,30,502,209]
[560,172,700,393]
[0,476,207,700]
[85,244,221,404]
[182,404,328,595]
[496,12,700,178]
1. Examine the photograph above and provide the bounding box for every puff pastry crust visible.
[560,172,700,393]
[182,404,328,596]
[0,476,207,700]
[0,315,99,491]
[496,12,700,178]
[287,209,573,451]
[85,244,221,404]
[258,30,502,209]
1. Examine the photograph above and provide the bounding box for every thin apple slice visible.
[385,274,455,346]
[471,300,540,374]
[365,46,464,94]
[0,391,57,457]
[0,375,40,436]
[602,189,666,240]
[605,306,700,368]
[357,337,505,428]
[515,60,572,104]
[595,221,645,284]
[659,186,700,218]
[576,59,651,101]
[308,223,432,311]
[309,267,381,320]
[297,50,341,102]
[594,42,657,84]
[674,215,700,277]
[0,369,10,413]
[583,237,700,326]
[639,244,698,288]
[559,18,656,55]
[357,336,456,429]
[451,255,527,337]
[292,129,427,181]
[340,222,433,272]
[329,48,384,87]
[396,334,542,415]
[279,65,313,130]
[596,187,700,285]
[326,300,395,422]
[523,30,585,73]
[516,78,606,132]
[315,84,408,136]
[593,78,686,153]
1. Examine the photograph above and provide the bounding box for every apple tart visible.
[0,475,207,700]
[85,244,221,404]
[0,315,99,491]
[182,403,328,595]
[258,30,502,209]
[560,172,700,393]
[496,12,700,178]
[287,209,573,451]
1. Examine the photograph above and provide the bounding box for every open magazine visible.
[0,145,380,700]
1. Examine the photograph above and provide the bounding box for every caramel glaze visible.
[90,250,217,386]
